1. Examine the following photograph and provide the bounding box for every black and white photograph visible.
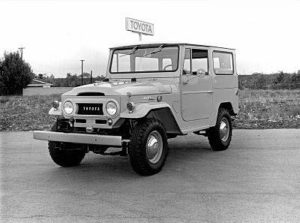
[0,0,299,222]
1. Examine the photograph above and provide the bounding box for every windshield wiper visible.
[143,45,164,57]
[120,46,138,57]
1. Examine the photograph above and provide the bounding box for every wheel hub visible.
[219,118,230,142]
[146,130,163,164]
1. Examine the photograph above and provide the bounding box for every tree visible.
[37,73,45,79]
[0,52,34,95]
[65,73,79,87]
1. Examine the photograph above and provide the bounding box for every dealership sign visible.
[125,17,154,36]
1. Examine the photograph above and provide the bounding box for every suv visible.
[33,43,239,176]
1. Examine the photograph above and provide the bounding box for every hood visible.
[64,80,172,96]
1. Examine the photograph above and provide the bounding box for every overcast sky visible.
[0,0,299,77]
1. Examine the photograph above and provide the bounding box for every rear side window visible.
[213,51,233,75]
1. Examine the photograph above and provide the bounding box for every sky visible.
[0,0,299,77]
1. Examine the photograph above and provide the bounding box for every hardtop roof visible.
[110,42,235,51]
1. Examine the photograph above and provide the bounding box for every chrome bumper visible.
[33,131,123,146]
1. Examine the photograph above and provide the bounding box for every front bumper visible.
[33,131,124,146]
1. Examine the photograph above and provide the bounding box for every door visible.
[181,48,213,121]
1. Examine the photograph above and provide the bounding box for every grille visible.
[77,103,103,115]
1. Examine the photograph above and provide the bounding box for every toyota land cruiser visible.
[33,43,239,175]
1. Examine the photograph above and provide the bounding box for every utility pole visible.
[90,70,93,84]
[80,59,84,85]
[18,47,25,59]
[0,64,3,77]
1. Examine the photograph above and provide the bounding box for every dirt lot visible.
[1,90,300,131]
[1,129,300,222]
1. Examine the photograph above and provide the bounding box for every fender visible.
[120,102,173,119]
[120,102,182,135]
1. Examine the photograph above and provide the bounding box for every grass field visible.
[0,95,60,131]
[235,90,300,128]
[1,90,300,131]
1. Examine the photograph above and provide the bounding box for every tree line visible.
[25,70,300,90]
[38,73,105,88]
[41,71,300,90]
[239,71,300,90]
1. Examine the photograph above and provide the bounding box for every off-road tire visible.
[49,142,86,167]
[128,119,168,176]
[208,109,232,151]
[48,122,85,167]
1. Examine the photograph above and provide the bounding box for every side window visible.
[183,49,191,75]
[192,49,208,75]
[213,51,233,75]
[162,58,172,71]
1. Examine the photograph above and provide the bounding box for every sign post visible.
[125,17,154,41]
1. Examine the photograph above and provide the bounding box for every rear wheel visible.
[128,119,168,176]
[208,109,232,151]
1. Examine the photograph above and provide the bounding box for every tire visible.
[49,142,86,167]
[48,122,85,167]
[208,108,232,151]
[128,119,168,176]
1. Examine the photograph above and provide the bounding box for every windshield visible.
[110,45,179,74]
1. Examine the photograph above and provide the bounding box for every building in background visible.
[23,79,72,96]
[26,78,53,88]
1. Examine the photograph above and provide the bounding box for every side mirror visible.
[196,69,206,76]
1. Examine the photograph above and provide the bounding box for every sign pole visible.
[139,33,142,41]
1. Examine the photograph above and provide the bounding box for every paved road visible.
[1,130,299,223]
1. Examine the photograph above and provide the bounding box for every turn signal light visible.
[52,101,59,110]
[127,102,135,112]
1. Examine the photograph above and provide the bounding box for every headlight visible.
[106,101,118,116]
[63,101,74,115]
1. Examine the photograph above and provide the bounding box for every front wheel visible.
[49,142,86,167]
[208,109,232,151]
[128,119,168,176]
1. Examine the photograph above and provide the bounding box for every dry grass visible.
[0,90,300,131]
[234,90,300,128]
[0,95,60,131]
